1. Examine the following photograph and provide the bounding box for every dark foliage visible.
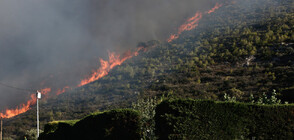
[155,99,294,139]
[39,109,141,140]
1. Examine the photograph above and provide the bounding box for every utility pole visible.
[36,91,41,138]
[1,117,2,140]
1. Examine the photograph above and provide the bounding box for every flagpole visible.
[36,91,41,138]
[0,117,2,140]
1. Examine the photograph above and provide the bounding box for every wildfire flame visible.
[0,88,51,118]
[56,86,70,95]
[206,3,223,14]
[78,47,145,87]
[167,12,202,43]
[167,3,223,42]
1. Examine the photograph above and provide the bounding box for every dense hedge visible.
[39,120,77,140]
[39,109,141,140]
[155,99,294,140]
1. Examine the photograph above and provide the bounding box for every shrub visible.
[155,99,294,139]
[39,109,141,140]
[73,109,141,140]
[39,120,77,140]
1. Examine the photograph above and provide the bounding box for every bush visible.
[155,99,294,139]
[39,120,78,140]
[39,109,141,140]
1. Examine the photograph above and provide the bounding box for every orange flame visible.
[78,47,145,87]
[167,12,203,43]
[206,3,223,14]
[167,34,180,43]
[40,88,51,95]
[167,3,223,43]
[56,86,70,95]
[0,88,51,119]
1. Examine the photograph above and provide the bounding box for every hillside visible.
[1,0,294,139]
